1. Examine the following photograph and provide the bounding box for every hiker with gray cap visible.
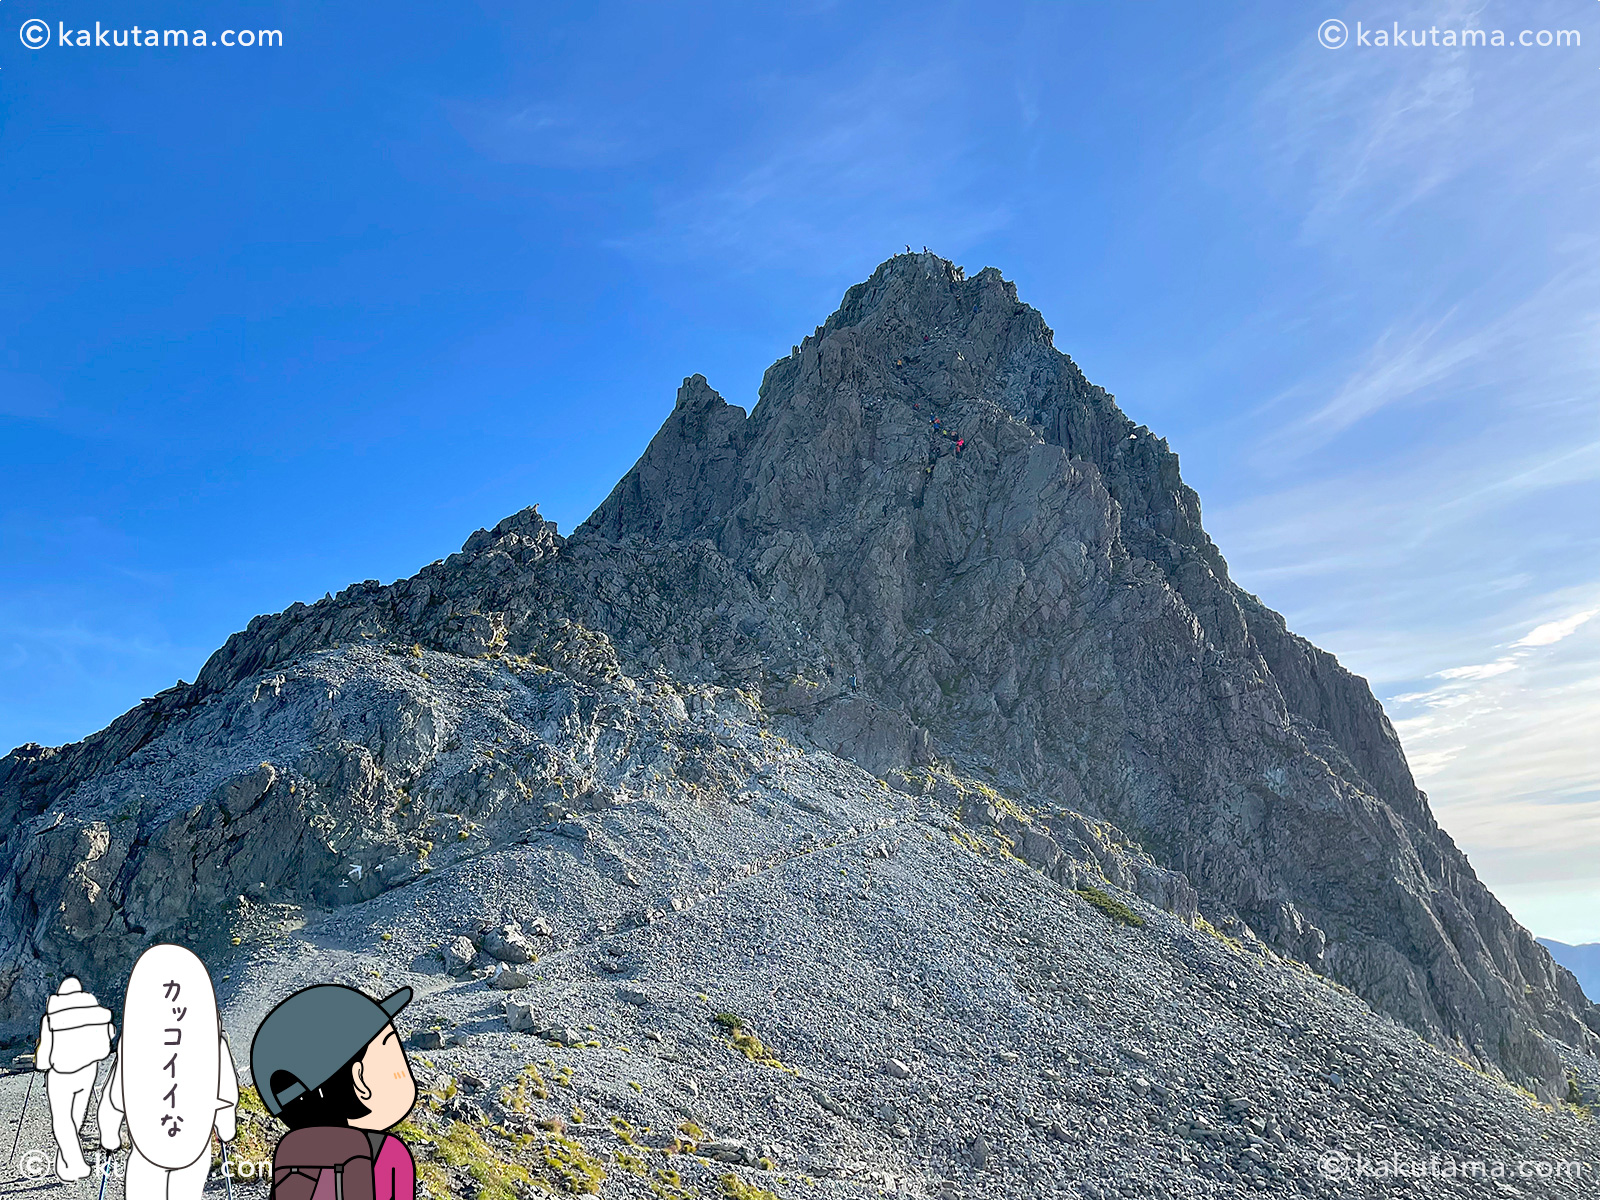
[251,984,418,1200]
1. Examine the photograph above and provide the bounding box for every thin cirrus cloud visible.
[1198,5,1600,940]
[1247,0,1596,238]
[443,99,659,169]
[1242,4,1472,233]
[1397,603,1597,706]
[1209,435,1600,668]
[1431,658,1517,683]
[611,63,1013,270]
[1255,261,1600,466]
[1387,601,1600,911]
[1391,604,1598,776]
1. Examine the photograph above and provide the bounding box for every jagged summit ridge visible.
[1,254,1595,1105]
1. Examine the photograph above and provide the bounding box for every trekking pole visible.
[8,1067,36,1169]
[96,1151,109,1200]
[221,1139,236,1200]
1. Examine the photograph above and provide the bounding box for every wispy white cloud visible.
[1384,597,1600,885]
[1213,431,1600,927]
[611,59,1014,270]
[1214,0,1600,468]
[1198,1,1600,940]
[1274,48,1474,235]
[1514,608,1596,648]
[1247,0,1599,234]
[1434,659,1516,682]
[1253,256,1600,463]
[1212,436,1599,633]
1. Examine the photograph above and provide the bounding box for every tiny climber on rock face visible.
[251,985,418,1200]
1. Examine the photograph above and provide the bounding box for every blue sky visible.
[3,2,1596,939]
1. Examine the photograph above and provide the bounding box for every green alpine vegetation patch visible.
[721,1173,782,1200]
[1075,884,1145,927]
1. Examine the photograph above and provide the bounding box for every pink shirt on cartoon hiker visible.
[250,985,418,1200]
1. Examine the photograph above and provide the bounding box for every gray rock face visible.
[443,936,478,975]
[1542,939,1600,1003]
[480,922,537,964]
[488,963,531,990]
[0,252,1594,1112]
[503,999,538,1033]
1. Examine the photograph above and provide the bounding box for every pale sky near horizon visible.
[3,2,1596,939]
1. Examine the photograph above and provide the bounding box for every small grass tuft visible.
[728,1026,792,1071]
[502,1065,549,1111]
[721,1174,781,1200]
[1075,884,1145,927]
[651,1166,694,1200]
[541,1133,606,1194]
[1194,914,1241,950]
[220,1085,275,1168]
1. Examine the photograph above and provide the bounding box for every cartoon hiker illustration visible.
[97,944,240,1200]
[251,985,417,1200]
[34,977,116,1181]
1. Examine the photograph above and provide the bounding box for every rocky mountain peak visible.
[1,254,1595,1109]
[580,250,1600,1090]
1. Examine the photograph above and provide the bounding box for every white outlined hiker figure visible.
[34,977,116,1181]
[97,945,240,1200]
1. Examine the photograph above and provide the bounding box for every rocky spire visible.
[582,250,1599,1085]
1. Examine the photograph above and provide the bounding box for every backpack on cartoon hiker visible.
[270,1127,377,1200]
[253,985,414,1200]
